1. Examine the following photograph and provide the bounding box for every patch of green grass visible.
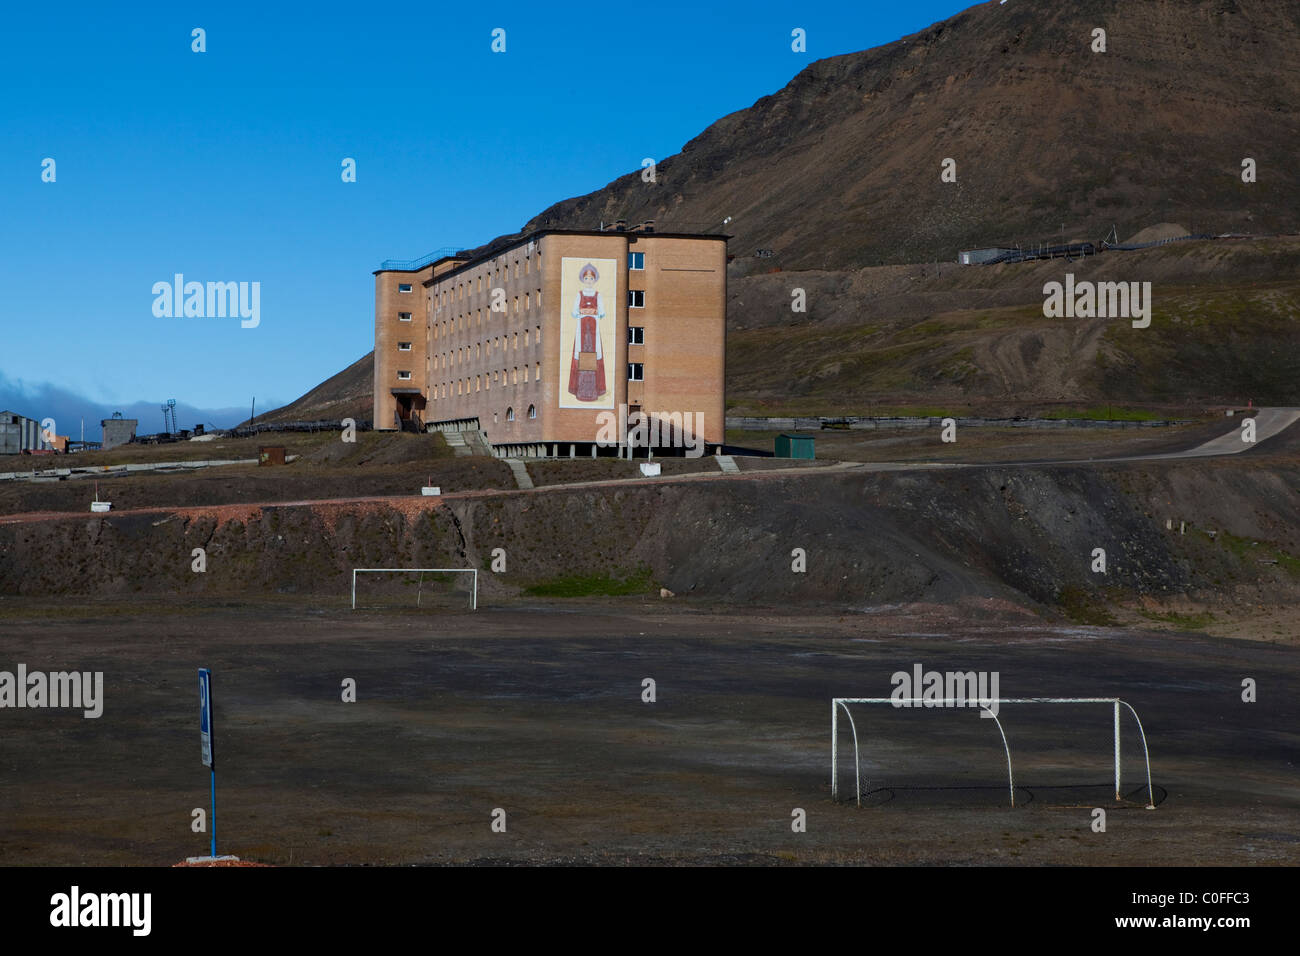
[1213,530,1300,576]
[523,567,655,598]
[1138,609,1217,630]
[1057,586,1117,626]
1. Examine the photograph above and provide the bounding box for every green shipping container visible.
[775,433,815,459]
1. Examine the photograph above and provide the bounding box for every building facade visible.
[101,416,139,451]
[373,226,728,456]
[0,410,45,455]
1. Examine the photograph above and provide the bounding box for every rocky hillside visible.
[5,450,1299,634]
[474,0,1300,268]
[248,352,373,425]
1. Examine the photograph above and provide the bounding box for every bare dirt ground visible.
[0,600,1295,867]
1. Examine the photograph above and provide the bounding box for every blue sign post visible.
[198,668,216,859]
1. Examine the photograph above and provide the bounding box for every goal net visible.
[351,568,478,611]
[831,697,1155,809]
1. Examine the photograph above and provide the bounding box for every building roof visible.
[374,227,730,279]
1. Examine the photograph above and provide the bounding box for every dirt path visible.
[1,410,1295,528]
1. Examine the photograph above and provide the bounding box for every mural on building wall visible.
[558,257,616,409]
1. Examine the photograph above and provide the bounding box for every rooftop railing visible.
[377,247,469,272]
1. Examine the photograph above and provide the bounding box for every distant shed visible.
[775,433,815,459]
[958,247,1016,265]
[259,446,286,466]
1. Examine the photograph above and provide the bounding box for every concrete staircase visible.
[504,459,534,490]
[715,454,740,474]
[440,428,493,458]
[463,429,493,456]
[442,432,472,457]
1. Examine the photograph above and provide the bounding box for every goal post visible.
[830,697,1154,810]
[351,568,478,610]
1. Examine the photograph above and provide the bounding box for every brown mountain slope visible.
[470,0,1300,269]
[249,352,373,425]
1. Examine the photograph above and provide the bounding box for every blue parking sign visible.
[198,668,214,769]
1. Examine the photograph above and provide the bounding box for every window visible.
[628,289,645,308]
[398,370,412,380]
[628,326,644,345]
[398,283,412,293]
[398,341,412,351]
[528,404,536,419]
[628,363,644,381]
[398,312,412,322]
[506,407,515,422]
[628,251,645,270]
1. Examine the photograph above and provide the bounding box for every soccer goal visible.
[830,697,1155,809]
[351,568,478,610]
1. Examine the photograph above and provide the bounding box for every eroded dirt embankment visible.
[2,459,1298,622]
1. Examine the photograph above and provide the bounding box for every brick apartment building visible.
[373,224,727,456]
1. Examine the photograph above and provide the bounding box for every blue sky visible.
[0,0,972,437]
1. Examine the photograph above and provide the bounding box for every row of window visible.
[407,327,644,358]
[436,289,542,323]
[433,363,542,397]
[396,250,542,299]
[502,405,537,422]
[413,362,647,390]
[429,327,541,369]
[396,250,642,298]
[400,290,641,330]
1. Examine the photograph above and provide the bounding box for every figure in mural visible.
[567,262,607,402]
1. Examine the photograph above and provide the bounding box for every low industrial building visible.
[100,415,138,451]
[373,223,728,457]
[0,410,47,455]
